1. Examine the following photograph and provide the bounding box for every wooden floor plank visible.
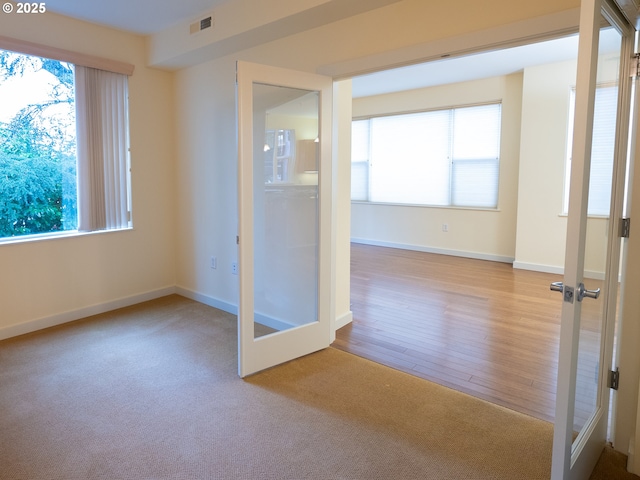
[334,243,566,423]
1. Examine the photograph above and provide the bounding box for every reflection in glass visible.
[251,83,320,339]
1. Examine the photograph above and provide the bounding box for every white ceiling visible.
[352,35,583,98]
[353,26,623,97]
[43,0,225,35]
[40,1,621,97]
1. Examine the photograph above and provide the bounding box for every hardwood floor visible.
[334,243,569,423]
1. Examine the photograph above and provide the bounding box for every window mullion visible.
[448,108,455,206]
[368,118,373,202]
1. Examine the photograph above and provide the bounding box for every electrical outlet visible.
[232,262,238,275]
[442,224,449,232]
[210,256,217,269]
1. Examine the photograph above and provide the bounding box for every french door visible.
[236,61,334,377]
[551,0,636,478]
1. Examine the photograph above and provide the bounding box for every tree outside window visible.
[0,50,77,238]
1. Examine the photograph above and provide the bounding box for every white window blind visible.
[451,104,501,208]
[564,84,618,216]
[351,119,370,201]
[351,103,502,208]
[75,66,130,231]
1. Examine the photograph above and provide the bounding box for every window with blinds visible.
[351,103,502,208]
[564,84,618,216]
[0,48,131,241]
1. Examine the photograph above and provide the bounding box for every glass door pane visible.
[252,83,320,339]
[572,16,622,441]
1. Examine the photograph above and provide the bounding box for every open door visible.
[236,61,334,377]
[551,0,636,478]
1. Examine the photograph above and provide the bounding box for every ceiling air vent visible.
[189,15,214,35]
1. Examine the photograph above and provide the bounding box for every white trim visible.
[351,237,514,264]
[0,35,134,75]
[513,261,565,275]
[174,286,237,315]
[336,311,353,330]
[318,8,581,79]
[0,286,175,341]
[513,261,607,280]
[629,435,637,474]
[0,227,134,247]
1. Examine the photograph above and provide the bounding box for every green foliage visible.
[0,154,62,235]
[0,50,76,238]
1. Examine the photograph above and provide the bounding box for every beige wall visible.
[350,74,523,262]
[171,1,582,328]
[174,56,239,312]
[350,56,615,275]
[0,12,176,338]
[16,0,640,458]
[171,0,583,347]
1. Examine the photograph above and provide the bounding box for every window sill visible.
[0,227,134,246]
[557,213,610,219]
[351,201,501,213]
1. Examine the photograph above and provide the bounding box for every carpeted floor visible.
[0,295,635,479]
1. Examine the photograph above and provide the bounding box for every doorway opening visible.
[337,29,630,432]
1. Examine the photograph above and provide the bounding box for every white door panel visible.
[236,61,333,377]
[551,0,635,477]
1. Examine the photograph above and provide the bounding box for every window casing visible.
[351,102,502,208]
[0,47,131,241]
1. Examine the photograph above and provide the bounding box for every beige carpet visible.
[0,295,632,479]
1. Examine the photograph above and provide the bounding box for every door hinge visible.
[236,235,239,245]
[620,218,631,238]
[608,368,620,390]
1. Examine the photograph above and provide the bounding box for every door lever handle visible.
[550,281,600,301]
[578,283,600,301]
[550,282,564,292]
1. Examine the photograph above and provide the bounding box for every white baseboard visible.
[336,311,353,329]
[175,286,238,315]
[0,285,375,342]
[351,240,611,279]
[351,238,515,264]
[628,436,637,474]
[177,287,290,330]
[0,286,176,341]
[513,261,606,280]
[177,286,351,336]
[513,261,564,275]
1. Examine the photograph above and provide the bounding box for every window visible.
[564,84,618,216]
[264,129,296,183]
[0,48,131,240]
[0,51,77,237]
[351,103,502,208]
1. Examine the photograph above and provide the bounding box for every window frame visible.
[0,38,134,244]
[351,101,503,210]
